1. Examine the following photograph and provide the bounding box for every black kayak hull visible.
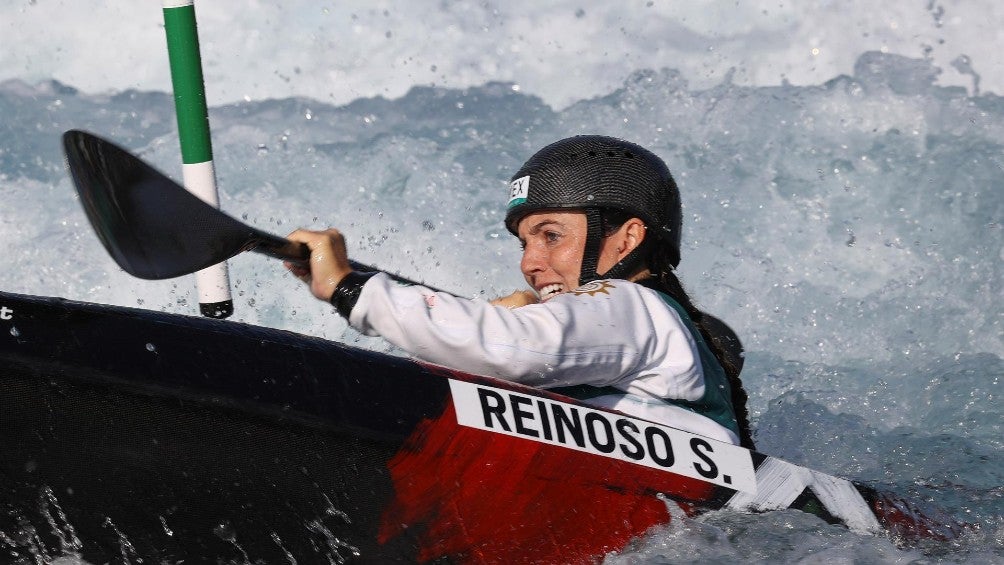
[0,291,961,563]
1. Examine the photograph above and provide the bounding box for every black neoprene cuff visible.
[330,271,378,318]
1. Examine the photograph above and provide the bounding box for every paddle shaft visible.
[247,231,423,286]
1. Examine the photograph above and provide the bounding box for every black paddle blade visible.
[63,130,307,280]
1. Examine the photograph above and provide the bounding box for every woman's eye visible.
[545,231,561,243]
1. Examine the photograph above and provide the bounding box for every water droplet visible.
[160,516,174,537]
[213,520,236,542]
[10,326,20,337]
[146,343,156,353]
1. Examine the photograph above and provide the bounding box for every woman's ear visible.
[619,217,647,257]
[606,217,648,262]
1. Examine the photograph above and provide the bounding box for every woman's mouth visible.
[538,283,564,301]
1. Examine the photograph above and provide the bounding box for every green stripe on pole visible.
[163,3,213,164]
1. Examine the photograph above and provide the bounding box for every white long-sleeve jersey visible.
[349,273,740,444]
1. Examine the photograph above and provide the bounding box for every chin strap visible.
[578,209,605,286]
[597,247,646,282]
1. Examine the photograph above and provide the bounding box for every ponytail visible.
[646,246,756,449]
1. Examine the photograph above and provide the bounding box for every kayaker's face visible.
[516,210,627,302]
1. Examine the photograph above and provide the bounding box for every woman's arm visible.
[350,273,653,387]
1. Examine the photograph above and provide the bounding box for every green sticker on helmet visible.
[507,175,529,208]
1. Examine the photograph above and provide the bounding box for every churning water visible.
[0,9,1001,564]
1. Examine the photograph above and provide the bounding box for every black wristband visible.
[330,271,378,318]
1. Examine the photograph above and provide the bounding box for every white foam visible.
[0,1,999,108]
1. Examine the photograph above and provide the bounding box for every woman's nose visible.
[520,244,545,276]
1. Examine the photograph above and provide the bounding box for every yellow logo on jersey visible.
[570,280,615,297]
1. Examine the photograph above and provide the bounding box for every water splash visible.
[0,510,49,565]
[158,515,173,537]
[0,50,1000,562]
[213,519,251,564]
[102,517,138,565]
[39,487,82,557]
[303,494,359,564]
[270,531,298,565]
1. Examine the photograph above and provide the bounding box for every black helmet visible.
[505,135,682,285]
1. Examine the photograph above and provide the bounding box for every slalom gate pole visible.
[162,0,234,319]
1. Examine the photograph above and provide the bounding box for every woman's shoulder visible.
[549,279,678,315]
[547,279,650,303]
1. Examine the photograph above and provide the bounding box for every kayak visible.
[0,290,964,564]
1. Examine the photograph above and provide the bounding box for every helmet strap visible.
[599,246,646,281]
[578,208,605,286]
[579,209,650,286]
